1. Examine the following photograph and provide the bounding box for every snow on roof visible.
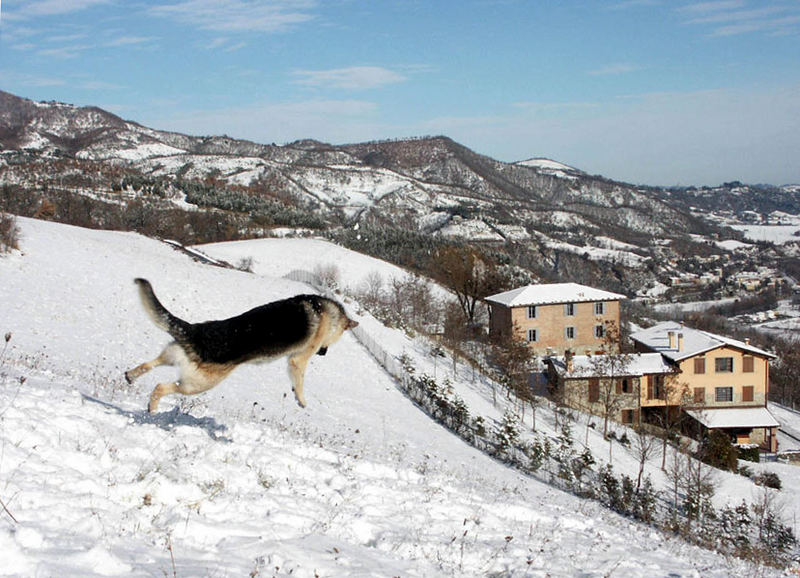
[685,407,780,429]
[629,321,775,362]
[485,283,626,307]
[549,352,675,379]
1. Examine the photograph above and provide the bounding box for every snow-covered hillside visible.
[0,217,794,576]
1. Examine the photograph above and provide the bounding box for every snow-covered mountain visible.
[0,90,705,241]
[5,89,800,305]
[1,217,794,576]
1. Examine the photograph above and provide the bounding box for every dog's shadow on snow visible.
[81,394,233,442]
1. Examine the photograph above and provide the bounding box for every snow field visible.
[0,216,792,576]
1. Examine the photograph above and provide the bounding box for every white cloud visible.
[291,66,407,90]
[3,72,66,87]
[13,0,111,18]
[588,63,640,77]
[150,0,317,33]
[607,0,662,10]
[80,80,124,90]
[104,36,156,48]
[37,44,93,59]
[149,99,382,145]
[680,1,746,14]
[681,1,800,36]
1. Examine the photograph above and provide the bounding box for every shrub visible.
[753,471,782,490]
[0,213,19,253]
[736,445,760,463]
[700,430,738,471]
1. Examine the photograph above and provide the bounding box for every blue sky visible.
[2,0,799,186]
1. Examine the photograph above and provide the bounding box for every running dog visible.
[125,278,358,412]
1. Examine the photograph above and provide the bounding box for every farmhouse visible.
[547,352,676,426]
[485,283,626,356]
[630,322,779,451]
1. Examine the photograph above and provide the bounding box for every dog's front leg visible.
[288,353,312,407]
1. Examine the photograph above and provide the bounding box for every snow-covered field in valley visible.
[0,217,796,576]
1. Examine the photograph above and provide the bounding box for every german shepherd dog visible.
[125,278,358,412]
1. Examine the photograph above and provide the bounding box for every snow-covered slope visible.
[516,158,583,179]
[0,217,790,576]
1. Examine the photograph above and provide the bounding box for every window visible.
[594,324,605,339]
[527,305,537,319]
[565,326,576,340]
[621,409,635,425]
[715,387,733,402]
[743,355,754,373]
[622,378,632,394]
[742,385,754,402]
[564,303,575,316]
[646,375,664,400]
[594,302,605,315]
[715,357,734,373]
[694,387,705,404]
[588,379,599,403]
[527,329,538,342]
[653,375,664,400]
[694,357,706,374]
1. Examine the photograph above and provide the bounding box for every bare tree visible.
[432,246,504,326]
[490,322,536,424]
[654,374,692,470]
[682,452,718,526]
[590,322,632,438]
[632,426,658,491]
[360,270,384,309]
[665,445,688,515]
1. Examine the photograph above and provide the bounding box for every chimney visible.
[565,349,574,373]
[668,331,676,349]
[745,337,751,345]
[677,333,684,352]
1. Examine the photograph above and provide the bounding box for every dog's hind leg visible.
[125,345,175,384]
[148,381,180,413]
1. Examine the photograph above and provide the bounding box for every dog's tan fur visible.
[125,279,357,412]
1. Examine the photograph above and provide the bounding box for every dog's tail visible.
[134,278,190,338]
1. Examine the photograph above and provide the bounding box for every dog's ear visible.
[346,318,359,330]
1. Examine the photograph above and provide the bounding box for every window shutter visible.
[743,386,754,402]
[693,387,705,404]
[646,376,653,400]
[694,357,705,374]
[743,356,754,373]
[588,379,599,403]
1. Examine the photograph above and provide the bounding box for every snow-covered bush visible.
[753,471,782,490]
[0,213,19,253]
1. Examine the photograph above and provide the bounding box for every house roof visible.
[485,283,626,307]
[629,321,775,362]
[685,407,780,429]
[549,352,676,379]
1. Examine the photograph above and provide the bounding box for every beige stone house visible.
[548,352,676,426]
[631,322,779,451]
[485,283,626,356]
